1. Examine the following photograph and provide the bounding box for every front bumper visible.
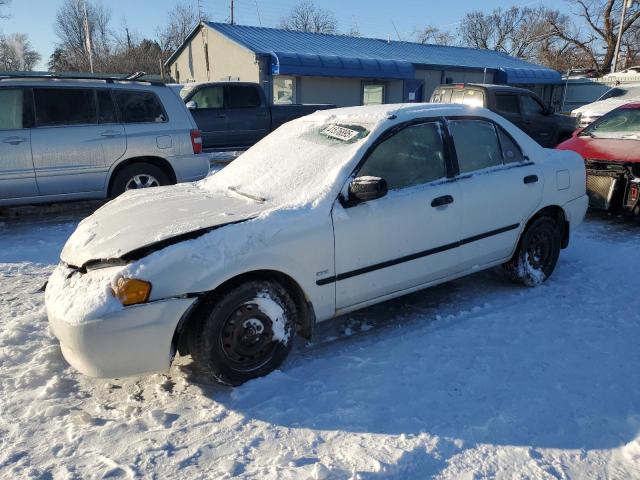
[48,297,196,378]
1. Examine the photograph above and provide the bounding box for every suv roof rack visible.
[0,72,166,86]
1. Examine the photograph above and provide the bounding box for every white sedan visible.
[46,104,588,386]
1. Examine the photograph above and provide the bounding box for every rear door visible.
[520,94,555,147]
[331,120,463,309]
[446,118,543,268]
[494,92,525,130]
[224,84,270,147]
[0,87,38,199]
[187,85,226,149]
[31,87,124,195]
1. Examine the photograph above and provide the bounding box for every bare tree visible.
[458,6,558,61]
[0,32,40,70]
[414,25,456,46]
[157,2,200,63]
[545,0,640,73]
[53,0,112,72]
[279,1,338,34]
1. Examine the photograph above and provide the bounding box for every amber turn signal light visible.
[112,278,152,306]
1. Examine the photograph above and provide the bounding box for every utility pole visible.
[230,0,234,25]
[82,0,94,73]
[197,0,204,22]
[612,0,634,73]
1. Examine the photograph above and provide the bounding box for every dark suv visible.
[431,84,576,147]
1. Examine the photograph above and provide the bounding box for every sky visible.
[3,0,571,70]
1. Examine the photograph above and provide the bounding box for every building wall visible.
[170,26,260,83]
[297,76,404,106]
[414,69,443,101]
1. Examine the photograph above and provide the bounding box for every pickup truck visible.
[174,82,334,151]
[431,84,577,148]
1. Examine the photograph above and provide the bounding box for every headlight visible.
[112,277,152,306]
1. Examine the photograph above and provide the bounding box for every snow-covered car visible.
[572,83,640,127]
[45,104,589,386]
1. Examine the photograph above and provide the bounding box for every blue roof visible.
[206,22,561,84]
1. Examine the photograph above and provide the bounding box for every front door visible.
[332,120,462,310]
[0,88,38,199]
[188,85,226,149]
[446,118,543,268]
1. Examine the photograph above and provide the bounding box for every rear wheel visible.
[188,280,296,386]
[110,162,172,198]
[503,216,561,286]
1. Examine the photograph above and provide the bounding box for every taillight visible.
[190,129,203,154]
[630,183,639,203]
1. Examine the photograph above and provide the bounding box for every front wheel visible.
[188,280,297,386]
[503,216,561,286]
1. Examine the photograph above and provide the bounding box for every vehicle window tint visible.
[190,86,223,109]
[497,127,525,163]
[495,94,520,114]
[521,95,544,115]
[34,88,97,127]
[449,120,503,173]
[358,122,446,190]
[451,90,464,103]
[226,85,261,108]
[114,90,167,123]
[0,89,23,130]
[97,89,117,124]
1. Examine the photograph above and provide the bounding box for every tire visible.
[188,280,297,386]
[110,162,172,198]
[503,216,561,287]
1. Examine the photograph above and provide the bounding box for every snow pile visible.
[44,264,124,326]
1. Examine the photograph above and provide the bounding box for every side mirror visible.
[186,100,198,110]
[348,176,388,204]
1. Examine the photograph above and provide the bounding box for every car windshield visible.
[598,85,640,101]
[581,107,640,139]
[200,116,374,207]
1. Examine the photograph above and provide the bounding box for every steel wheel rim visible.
[526,229,553,271]
[125,174,160,190]
[220,303,278,371]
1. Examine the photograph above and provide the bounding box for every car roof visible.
[436,83,535,95]
[0,77,165,89]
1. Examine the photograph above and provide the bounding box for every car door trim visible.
[317,222,519,286]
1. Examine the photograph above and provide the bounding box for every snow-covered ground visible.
[1,206,639,479]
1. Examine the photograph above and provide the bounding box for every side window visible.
[497,126,525,163]
[114,90,167,123]
[358,122,447,191]
[521,95,544,115]
[96,89,117,124]
[226,85,261,108]
[495,94,520,114]
[0,89,23,130]
[449,120,503,173]
[34,88,97,127]
[190,86,223,109]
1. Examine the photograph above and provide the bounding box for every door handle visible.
[100,130,120,137]
[523,175,538,184]
[431,195,454,207]
[3,136,26,145]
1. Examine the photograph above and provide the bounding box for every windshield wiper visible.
[228,186,266,203]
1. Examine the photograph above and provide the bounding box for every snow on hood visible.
[60,183,272,267]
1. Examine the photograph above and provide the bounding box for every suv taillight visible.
[630,183,639,203]
[190,129,203,154]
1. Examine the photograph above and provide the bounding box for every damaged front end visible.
[586,160,640,215]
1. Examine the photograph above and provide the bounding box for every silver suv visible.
[0,75,209,207]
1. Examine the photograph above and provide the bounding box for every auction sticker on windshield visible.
[321,125,361,142]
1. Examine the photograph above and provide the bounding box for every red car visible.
[557,102,640,215]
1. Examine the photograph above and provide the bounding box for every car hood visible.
[60,184,272,268]
[557,136,640,163]
[572,99,636,116]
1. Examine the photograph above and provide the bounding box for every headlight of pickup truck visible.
[112,277,152,306]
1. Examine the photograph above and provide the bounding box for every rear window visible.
[495,94,520,114]
[226,85,261,109]
[34,88,97,127]
[433,88,484,107]
[114,90,167,123]
[431,88,452,103]
[0,89,24,130]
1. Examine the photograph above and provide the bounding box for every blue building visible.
[166,22,562,107]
